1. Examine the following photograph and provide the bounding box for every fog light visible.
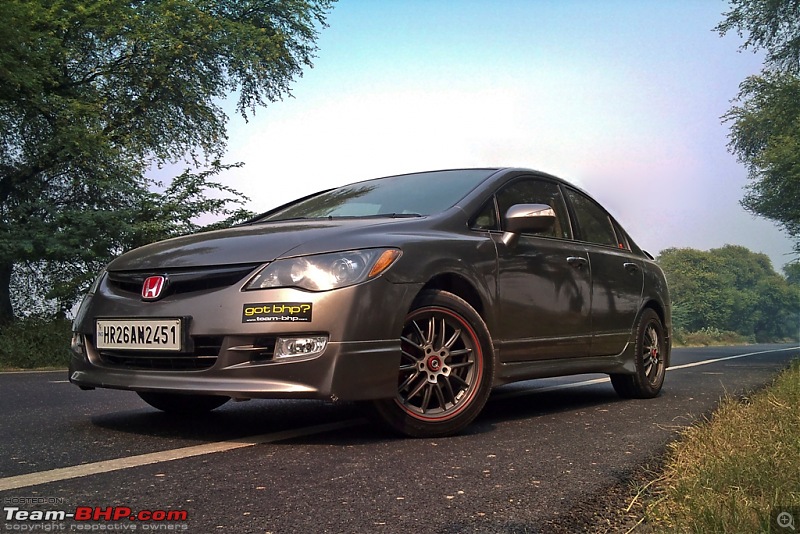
[274,336,328,359]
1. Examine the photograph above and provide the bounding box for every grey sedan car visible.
[70,168,671,437]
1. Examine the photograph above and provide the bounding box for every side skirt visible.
[492,343,636,387]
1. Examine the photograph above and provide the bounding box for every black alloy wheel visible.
[372,290,494,438]
[610,308,666,399]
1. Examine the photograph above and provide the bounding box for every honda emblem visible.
[142,275,167,301]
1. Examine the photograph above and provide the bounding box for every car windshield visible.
[257,169,496,221]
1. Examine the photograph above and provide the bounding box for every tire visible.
[137,392,229,414]
[610,308,666,399]
[371,290,494,438]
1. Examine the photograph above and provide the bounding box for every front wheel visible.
[371,290,494,438]
[610,308,666,399]
[137,392,229,414]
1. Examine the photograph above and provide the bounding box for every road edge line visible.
[0,418,366,492]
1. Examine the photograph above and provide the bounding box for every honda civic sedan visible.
[70,167,671,437]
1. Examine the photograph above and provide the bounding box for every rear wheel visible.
[137,392,229,414]
[372,290,494,438]
[610,308,666,399]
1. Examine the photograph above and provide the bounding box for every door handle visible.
[624,262,639,274]
[567,256,588,269]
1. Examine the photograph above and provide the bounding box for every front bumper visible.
[69,272,419,402]
[69,338,400,401]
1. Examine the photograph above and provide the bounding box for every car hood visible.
[107,219,417,271]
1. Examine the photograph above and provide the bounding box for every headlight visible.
[72,269,106,332]
[87,270,106,295]
[244,249,402,292]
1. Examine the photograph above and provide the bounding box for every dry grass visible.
[673,327,752,347]
[637,360,800,533]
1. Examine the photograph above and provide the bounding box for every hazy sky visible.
[216,0,797,270]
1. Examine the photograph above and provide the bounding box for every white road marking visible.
[667,347,798,370]
[0,419,366,492]
[491,346,799,401]
[0,369,66,374]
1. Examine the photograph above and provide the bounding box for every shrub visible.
[0,317,72,369]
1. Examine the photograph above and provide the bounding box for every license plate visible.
[96,319,182,351]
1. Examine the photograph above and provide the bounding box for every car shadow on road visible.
[87,378,628,446]
[486,379,622,414]
[88,397,380,442]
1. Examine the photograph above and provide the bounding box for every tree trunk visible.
[0,261,14,324]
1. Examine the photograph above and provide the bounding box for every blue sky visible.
[218,0,796,270]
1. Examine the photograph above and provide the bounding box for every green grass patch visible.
[0,317,72,370]
[639,359,800,533]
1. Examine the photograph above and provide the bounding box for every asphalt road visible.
[1,344,798,533]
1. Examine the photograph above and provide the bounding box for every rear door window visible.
[564,188,618,247]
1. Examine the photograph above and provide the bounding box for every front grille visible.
[251,337,276,361]
[107,264,261,298]
[95,336,223,370]
[225,336,276,363]
[193,336,225,358]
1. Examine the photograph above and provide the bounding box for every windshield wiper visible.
[242,213,423,225]
[325,213,423,219]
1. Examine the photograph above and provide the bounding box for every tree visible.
[716,0,800,255]
[786,261,800,286]
[724,74,800,252]
[716,0,800,73]
[658,245,800,341]
[657,248,733,332]
[0,0,335,323]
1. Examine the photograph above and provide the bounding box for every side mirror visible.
[501,203,556,247]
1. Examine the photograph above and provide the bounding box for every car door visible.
[563,187,644,356]
[486,178,592,361]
